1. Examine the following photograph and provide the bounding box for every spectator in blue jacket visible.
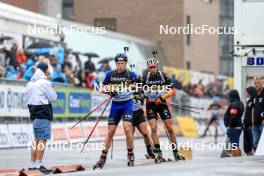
[50,64,67,83]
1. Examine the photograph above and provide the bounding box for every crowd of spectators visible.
[0,39,231,98]
[171,75,231,98]
[0,40,112,89]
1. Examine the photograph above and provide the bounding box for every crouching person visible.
[26,63,57,173]
[224,90,244,157]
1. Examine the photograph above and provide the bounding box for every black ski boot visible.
[153,144,165,163]
[93,150,107,170]
[173,147,185,161]
[154,150,172,163]
[127,152,135,167]
[145,145,157,159]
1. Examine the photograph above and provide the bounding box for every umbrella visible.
[0,36,13,42]
[65,48,73,54]
[24,50,36,57]
[83,52,99,58]
[27,42,54,49]
[98,57,113,64]
[72,51,82,55]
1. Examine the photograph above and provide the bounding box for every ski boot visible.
[154,151,172,163]
[145,148,158,159]
[173,149,185,161]
[93,151,107,170]
[127,152,135,167]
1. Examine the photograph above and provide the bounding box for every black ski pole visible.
[111,138,114,159]
[80,97,112,153]
[71,96,112,129]
[169,103,204,110]
[161,102,200,114]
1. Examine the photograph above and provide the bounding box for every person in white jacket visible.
[26,62,57,173]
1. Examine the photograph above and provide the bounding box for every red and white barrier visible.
[0,120,184,149]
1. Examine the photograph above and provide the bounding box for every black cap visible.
[37,63,48,73]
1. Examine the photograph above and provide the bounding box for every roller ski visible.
[145,148,158,159]
[93,151,107,170]
[173,151,185,161]
[154,152,172,163]
[172,145,185,161]
[127,152,135,167]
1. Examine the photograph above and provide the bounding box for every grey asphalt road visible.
[0,136,263,176]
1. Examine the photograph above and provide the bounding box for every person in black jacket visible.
[252,77,264,151]
[243,87,257,156]
[224,90,244,154]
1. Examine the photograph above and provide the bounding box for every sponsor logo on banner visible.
[52,92,66,114]
[68,93,90,113]
[0,85,28,117]
[0,84,93,118]
[0,125,12,148]
[6,88,27,112]
[8,124,31,147]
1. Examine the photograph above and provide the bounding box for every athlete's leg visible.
[215,124,218,143]
[163,118,176,143]
[148,119,159,145]
[137,122,152,146]
[202,117,214,137]
[160,104,184,160]
[93,103,122,169]
[137,122,156,158]
[159,104,176,143]
[123,121,134,149]
[123,119,134,166]
[104,125,118,152]
[145,103,161,156]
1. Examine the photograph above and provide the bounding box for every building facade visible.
[0,0,234,76]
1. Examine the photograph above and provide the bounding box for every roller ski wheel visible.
[127,153,135,167]
[93,157,106,170]
[154,153,172,163]
[145,154,156,159]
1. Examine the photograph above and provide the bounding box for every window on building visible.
[186,15,191,45]
[94,18,117,31]
[186,61,191,70]
[219,0,234,76]
[62,0,74,20]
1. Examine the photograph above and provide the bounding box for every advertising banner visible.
[0,125,12,148]
[8,124,31,147]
